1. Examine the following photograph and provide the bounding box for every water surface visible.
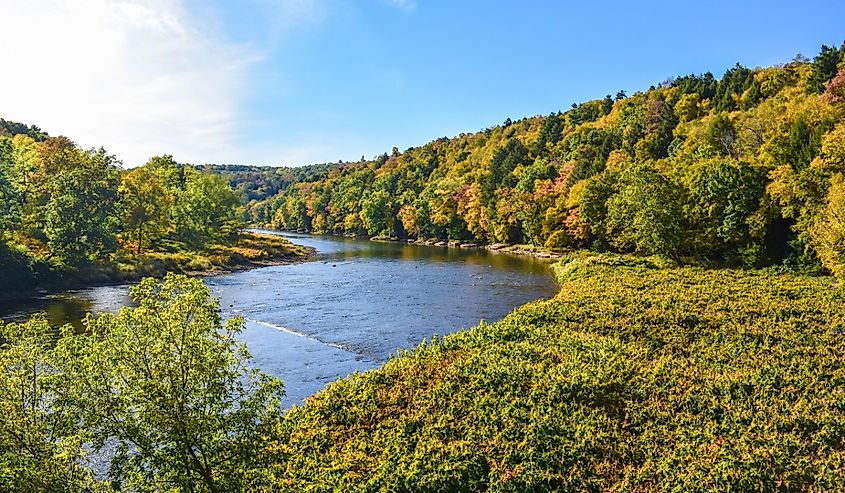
[1,232,558,405]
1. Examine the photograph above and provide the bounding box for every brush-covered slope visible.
[256,255,845,491]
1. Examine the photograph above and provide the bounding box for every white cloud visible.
[0,0,258,166]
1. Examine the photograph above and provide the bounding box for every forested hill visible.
[0,122,304,293]
[207,163,335,202]
[242,43,845,273]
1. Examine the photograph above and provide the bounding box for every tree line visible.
[247,44,845,273]
[0,127,243,290]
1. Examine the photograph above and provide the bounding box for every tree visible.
[811,176,845,276]
[705,113,737,157]
[173,169,242,247]
[0,318,94,492]
[42,145,120,266]
[145,154,186,195]
[686,159,766,264]
[575,170,619,248]
[808,44,844,93]
[484,139,528,204]
[714,63,753,111]
[360,188,391,236]
[118,167,172,254]
[605,163,683,257]
[456,183,489,241]
[54,274,284,492]
[0,137,17,235]
[823,70,845,104]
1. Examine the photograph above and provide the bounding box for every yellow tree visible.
[812,175,845,276]
[397,204,419,238]
[456,182,489,241]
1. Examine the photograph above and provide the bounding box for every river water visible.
[0,231,558,406]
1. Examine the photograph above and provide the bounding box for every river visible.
[0,231,558,406]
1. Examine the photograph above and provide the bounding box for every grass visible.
[0,232,310,295]
[255,253,845,491]
[96,231,310,281]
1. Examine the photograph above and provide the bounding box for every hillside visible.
[0,122,307,293]
[256,253,845,491]
[244,44,845,273]
[206,163,335,202]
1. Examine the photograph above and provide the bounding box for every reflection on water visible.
[0,285,133,330]
[1,231,558,406]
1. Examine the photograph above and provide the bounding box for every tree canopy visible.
[245,43,845,273]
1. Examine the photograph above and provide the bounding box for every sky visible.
[0,1,843,168]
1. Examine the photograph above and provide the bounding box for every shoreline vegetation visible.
[0,231,312,301]
[236,44,845,277]
[6,254,844,490]
[0,124,314,297]
[258,253,845,490]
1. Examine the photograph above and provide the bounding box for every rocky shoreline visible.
[403,238,563,260]
[283,228,563,261]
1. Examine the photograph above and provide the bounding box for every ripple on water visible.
[1,231,558,406]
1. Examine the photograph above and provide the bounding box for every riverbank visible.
[405,237,565,260]
[276,228,565,261]
[0,231,313,300]
[256,252,845,491]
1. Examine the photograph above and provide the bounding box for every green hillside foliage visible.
[256,253,845,491]
[206,163,335,202]
[248,44,845,273]
[0,129,255,291]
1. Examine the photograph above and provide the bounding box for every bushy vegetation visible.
[247,44,845,273]
[5,257,845,491]
[0,274,283,492]
[0,126,303,292]
[257,253,845,491]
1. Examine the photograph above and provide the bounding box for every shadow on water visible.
[0,285,134,331]
[1,231,558,406]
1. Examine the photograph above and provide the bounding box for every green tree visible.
[686,159,766,263]
[605,163,683,257]
[43,146,120,266]
[118,167,173,254]
[575,171,619,248]
[808,44,844,93]
[0,137,17,235]
[0,318,94,492]
[705,113,737,157]
[173,169,242,247]
[145,154,186,196]
[54,274,284,492]
[360,188,392,236]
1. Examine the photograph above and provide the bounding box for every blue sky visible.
[1,0,843,167]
